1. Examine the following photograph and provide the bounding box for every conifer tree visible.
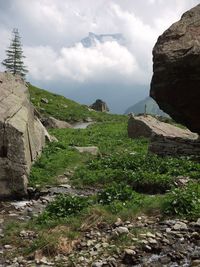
[2,28,28,78]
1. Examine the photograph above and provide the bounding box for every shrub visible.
[41,195,90,220]
[163,183,200,219]
[97,183,135,205]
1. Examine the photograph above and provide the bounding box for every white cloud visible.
[1,0,200,88]
[25,41,143,85]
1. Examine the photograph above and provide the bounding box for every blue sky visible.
[0,0,199,113]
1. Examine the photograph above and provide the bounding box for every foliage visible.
[72,152,200,193]
[39,195,90,221]
[163,183,200,219]
[2,28,28,78]
[30,122,148,187]
[97,183,135,205]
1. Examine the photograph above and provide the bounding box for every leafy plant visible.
[163,183,200,219]
[39,195,90,221]
[97,183,135,205]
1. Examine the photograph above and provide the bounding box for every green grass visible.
[28,84,126,123]
[29,121,148,187]
[3,83,199,261]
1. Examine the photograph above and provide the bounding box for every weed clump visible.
[163,183,200,219]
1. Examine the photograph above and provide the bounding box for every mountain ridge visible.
[124,96,169,117]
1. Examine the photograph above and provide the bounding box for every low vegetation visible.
[29,85,199,220]
[2,84,199,261]
[28,84,125,123]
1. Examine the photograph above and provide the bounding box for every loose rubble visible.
[0,197,199,267]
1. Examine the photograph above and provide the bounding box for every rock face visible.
[41,116,72,129]
[0,73,47,199]
[90,99,109,112]
[128,115,200,156]
[149,134,200,157]
[150,4,200,134]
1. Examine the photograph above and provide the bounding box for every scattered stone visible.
[41,98,49,104]
[148,238,157,245]
[124,249,136,255]
[114,218,123,227]
[41,116,72,129]
[74,146,99,156]
[115,226,129,234]
[195,218,200,227]
[192,260,200,266]
[4,245,12,249]
[173,221,188,231]
[159,255,171,265]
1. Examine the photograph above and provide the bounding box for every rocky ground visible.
[0,183,200,267]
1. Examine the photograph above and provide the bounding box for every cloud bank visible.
[0,0,199,112]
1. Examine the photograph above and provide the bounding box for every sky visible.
[0,0,199,113]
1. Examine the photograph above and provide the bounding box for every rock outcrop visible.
[41,116,72,129]
[0,73,47,199]
[128,115,200,156]
[90,99,109,112]
[150,4,200,134]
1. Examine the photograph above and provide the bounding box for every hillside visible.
[1,84,199,267]
[125,96,169,117]
[28,84,125,123]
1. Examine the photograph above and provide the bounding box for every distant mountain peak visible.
[125,97,169,117]
[81,32,124,47]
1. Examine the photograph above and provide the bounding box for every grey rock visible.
[41,116,72,129]
[41,98,49,104]
[150,4,200,134]
[92,261,104,267]
[128,115,199,157]
[173,222,188,231]
[74,146,99,156]
[124,249,136,255]
[4,244,12,249]
[0,73,48,199]
[90,99,109,112]
[192,260,200,266]
[115,226,129,234]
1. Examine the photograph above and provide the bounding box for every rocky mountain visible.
[81,32,124,47]
[124,97,169,117]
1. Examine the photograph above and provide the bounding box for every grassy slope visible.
[28,84,200,218]
[3,84,199,262]
[28,84,125,123]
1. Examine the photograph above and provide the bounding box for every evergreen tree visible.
[2,28,28,78]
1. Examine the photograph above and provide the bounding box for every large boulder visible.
[128,115,200,156]
[150,4,200,134]
[41,116,72,129]
[90,99,109,112]
[128,115,197,139]
[0,73,47,199]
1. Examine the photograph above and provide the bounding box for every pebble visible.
[148,238,158,245]
[116,226,129,234]
[114,218,123,227]
[192,260,200,266]
[92,261,103,267]
[173,221,188,231]
[4,245,12,249]
[124,248,136,255]
[146,232,156,238]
